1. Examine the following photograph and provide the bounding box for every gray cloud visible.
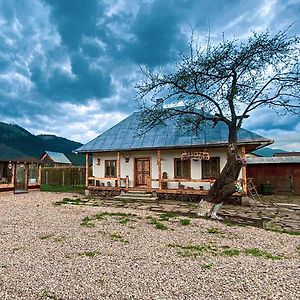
[0,0,299,150]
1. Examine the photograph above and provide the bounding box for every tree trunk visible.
[197,138,243,219]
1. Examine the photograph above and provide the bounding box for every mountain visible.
[0,122,84,165]
[253,147,287,157]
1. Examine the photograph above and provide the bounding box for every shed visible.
[246,156,300,195]
[0,144,42,193]
[40,151,72,167]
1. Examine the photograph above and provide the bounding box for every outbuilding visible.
[246,156,300,195]
[40,151,72,167]
[0,144,42,194]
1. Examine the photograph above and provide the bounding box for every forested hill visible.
[0,122,84,164]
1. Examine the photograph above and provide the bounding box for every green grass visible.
[110,233,129,244]
[244,248,282,260]
[80,212,138,228]
[42,184,85,194]
[222,248,240,256]
[202,263,213,270]
[180,218,191,226]
[149,217,168,230]
[207,227,224,234]
[159,212,178,221]
[78,251,100,257]
[168,243,218,258]
[268,228,300,236]
[40,234,53,240]
[54,197,86,206]
[168,243,281,260]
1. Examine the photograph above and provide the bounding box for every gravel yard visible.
[0,192,299,300]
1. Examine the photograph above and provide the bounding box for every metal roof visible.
[44,151,72,164]
[247,156,300,164]
[0,144,41,163]
[76,112,272,153]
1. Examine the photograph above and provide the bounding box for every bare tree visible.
[135,29,300,219]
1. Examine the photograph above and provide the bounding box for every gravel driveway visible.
[0,192,299,300]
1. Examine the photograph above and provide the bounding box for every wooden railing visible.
[88,176,129,189]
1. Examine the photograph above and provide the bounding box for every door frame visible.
[134,157,152,188]
[14,162,28,193]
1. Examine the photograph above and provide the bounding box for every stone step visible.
[120,193,154,198]
[113,195,158,202]
[126,190,149,194]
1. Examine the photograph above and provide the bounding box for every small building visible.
[75,112,272,197]
[0,144,42,194]
[40,151,72,167]
[247,156,300,195]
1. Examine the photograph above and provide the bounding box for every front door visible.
[135,158,151,188]
[15,163,27,193]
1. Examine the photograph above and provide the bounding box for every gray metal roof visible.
[247,156,300,164]
[45,151,72,164]
[76,112,272,153]
[0,144,41,163]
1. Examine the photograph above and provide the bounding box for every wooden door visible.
[135,158,151,188]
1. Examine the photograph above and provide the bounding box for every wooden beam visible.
[157,150,162,190]
[11,163,15,187]
[38,164,42,186]
[241,145,247,195]
[117,152,120,187]
[85,153,89,188]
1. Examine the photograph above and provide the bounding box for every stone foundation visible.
[88,189,121,198]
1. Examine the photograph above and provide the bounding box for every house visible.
[247,156,300,195]
[0,144,42,194]
[75,112,272,197]
[40,151,72,167]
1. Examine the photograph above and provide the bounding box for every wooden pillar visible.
[117,152,120,187]
[241,145,247,195]
[157,150,162,190]
[11,162,15,187]
[85,153,89,187]
[38,164,42,185]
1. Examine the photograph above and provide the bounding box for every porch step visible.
[114,191,158,202]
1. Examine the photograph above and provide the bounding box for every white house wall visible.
[92,147,243,190]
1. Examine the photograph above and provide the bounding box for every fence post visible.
[62,171,65,186]
[46,171,48,185]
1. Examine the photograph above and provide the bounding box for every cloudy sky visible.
[0,0,299,150]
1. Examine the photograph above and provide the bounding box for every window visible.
[29,164,38,184]
[174,158,191,179]
[105,160,117,177]
[0,162,13,184]
[202,157,220,179]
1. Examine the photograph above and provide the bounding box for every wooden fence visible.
[41,167,91,186]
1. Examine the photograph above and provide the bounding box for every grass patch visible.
[110,233,129,244]
[268,228,300,236]
[222,248,240,256]
[118,218,136,225]
[40,234,53,240]
[159,212,178,221]
[79,251,100,257]
[80,217,96,228]
[207,227,224,234]
[54,197,86,206]
[149,218,168,230]
[244,248,281,260]
[42,184,85,194]
[202,263,213,270]
[168,243,218,258]
[180,218,191,226]
[80,212,138,228]
[168,243,280,260]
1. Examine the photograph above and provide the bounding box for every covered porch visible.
[84,146,248,196]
